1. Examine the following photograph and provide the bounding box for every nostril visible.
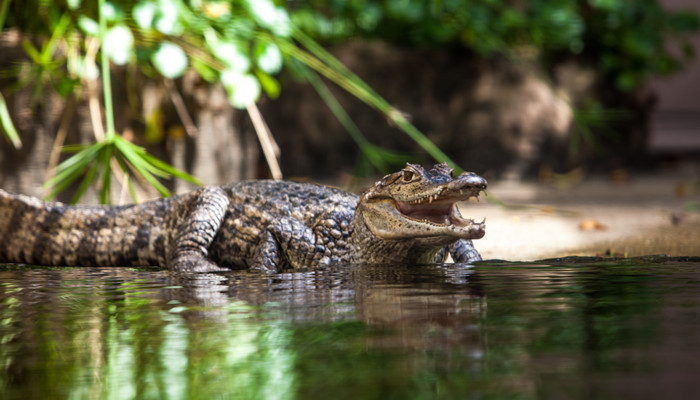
[466,176,487,189]
[455,172,487,191]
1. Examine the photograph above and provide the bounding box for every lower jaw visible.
[387,229,483,242]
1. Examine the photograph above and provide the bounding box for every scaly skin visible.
[0,163,486,273]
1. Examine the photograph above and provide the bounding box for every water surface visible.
[1,258,699,399]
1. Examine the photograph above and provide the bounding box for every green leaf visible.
[0,91,21,149]
[101,1,123,22]
[151,42,188,79]
[133,1,157,29]
[255,41,283,74]
[43,14,72,64]
[104,25,134,65]
[154,0,182,35]
[44,142,104,191]
[255,69,281,99]
[192,58,218,83]
[99,144,113,204]
[98,0,116,140]
[54,76,79,98]
[45,163,94,198]
[45,153,95,201]
[77,16,99,36]
[206,35,250,72]
[113,138,171,196]
[245,0,291,37]
[356,4,382,31]
[67,0,81,10]
[116,156,139,203]
[221,70,261,109]
[70,158,100,204]
[140,150,201,185]
[121,155,170,197]
[117,141,171,179]
[21,40,42,64]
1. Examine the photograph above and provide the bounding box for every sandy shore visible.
[460,167,700,261]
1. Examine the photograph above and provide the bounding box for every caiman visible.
[0,163,487,273]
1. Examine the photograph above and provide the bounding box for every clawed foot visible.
[171,257,229,274]
[249,262,278,274]
[450,239,483,264]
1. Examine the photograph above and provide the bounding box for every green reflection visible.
[0,272,297,400]
[475,263,696,398]
[1,261,700,399]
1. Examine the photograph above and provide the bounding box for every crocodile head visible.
[355,163,486,243]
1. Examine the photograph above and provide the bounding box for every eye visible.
[403,170,415,182]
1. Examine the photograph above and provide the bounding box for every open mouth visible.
[396,198,475,227]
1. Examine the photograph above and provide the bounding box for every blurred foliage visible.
[3,0,293,106]
[292,0,700,91]
[1,0,698,199]
[0,0,457,203]
[291,0,700,161]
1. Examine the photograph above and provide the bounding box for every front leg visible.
[169,186,230,273]
[250,217,329,273]
[449,239,482,264]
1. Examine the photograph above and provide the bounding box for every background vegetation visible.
[294,0,699,91]
[0,0,698,203]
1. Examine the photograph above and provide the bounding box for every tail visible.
[0,189,168,267]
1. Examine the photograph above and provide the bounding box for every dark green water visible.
[1,258,700,399]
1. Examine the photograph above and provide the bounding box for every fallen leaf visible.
[541,206,554,214]
[609,169,630,184]
[675,183,687,198]
[579,219,607,231]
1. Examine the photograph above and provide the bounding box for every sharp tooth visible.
[429,196,433,204]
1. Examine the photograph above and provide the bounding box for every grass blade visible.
[116,141,171,197]
[116,155,139,203]
[99,144,113,204]
[301,66,389,173]
[69,159,100,203]
[114,137,170,180]
[140,150,202,185]
[0,91,22,149]
[275,32,461,172]
[44,142,103,190]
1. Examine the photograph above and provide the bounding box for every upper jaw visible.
[396,171,487,204]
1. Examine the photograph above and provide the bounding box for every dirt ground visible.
[461,164,700,261]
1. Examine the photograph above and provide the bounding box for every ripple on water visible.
[1,258,700,399]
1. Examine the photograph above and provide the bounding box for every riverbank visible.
[465,165,700,261]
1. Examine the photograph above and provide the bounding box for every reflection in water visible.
[1,259,700,399]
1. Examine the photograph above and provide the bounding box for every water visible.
[1,258,700,399]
